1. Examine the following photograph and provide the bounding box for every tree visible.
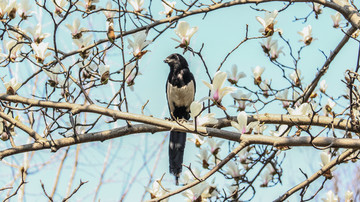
[0,0,359,201]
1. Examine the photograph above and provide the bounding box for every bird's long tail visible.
[169,131,186,185]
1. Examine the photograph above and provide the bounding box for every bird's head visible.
[164,53,188,69]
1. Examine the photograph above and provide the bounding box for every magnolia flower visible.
[320,80,328,93]
[4,78,21,95]
[27,23,51,44]
[173,21,198,48]
[128,0,144,12]
[231,90,251,111]
[225,161,243,179]
[298,25,314,45]
[269,42,284,61]
[182,183,210,202]
[54,0,68,16]
[99,65,110,84]
[145,179,169,201]
[231,111,248,134]
[6,40,23,62]
[345,190,354,202]
[289,69,302,86]
[277,89,289,108]
[187,134,205,148]
[73,35,92,59]
[226,184,239,200]
[9,26,26,41]
[207,138,224,156]
[269,125,289,137]
[0,0,16,19]
[190,101,218,126]
[65,18,86,39]
[44,65,62,87]
[180,167,201,185]
[103,0,115,19]
[227,64,246,85]
[124,63,141,91]
[331,12,342,28]
[17,0,33,19]
[287,103,312,116]
[256,10,281,36]
[260,36,276,55]
[31,42,51,63]
[248,121,267,135]
[321,190,338,202]
[202,71,236,105]
[159,1,176,17]
[260,164,274,187]
[320,151,337,173]
[127,30,151,58]
[77,0,99,12]
[260,79,270,97]
[310,3,322,18]
[196,148,212,169]
[252,66,265,85]
[324,98,336,116]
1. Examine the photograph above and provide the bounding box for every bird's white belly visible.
[167,80,195,112]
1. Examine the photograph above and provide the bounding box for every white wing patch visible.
[167,80,195,113]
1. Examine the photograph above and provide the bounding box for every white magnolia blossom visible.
[277,89,289,108]
[196,148,212,169]
[73,35,93,59]
[54,0,68,16]
[231,111,248,134]
[256,10,281,36]
[269,42,284,61]
[320,151,337,172]
[331,12,342,28]
[4,78,21,95]
[289,69,302,86]
[124,63,141,91]
[180,167,201,185]
[190,101,218,126]
[260,36,276,55]
[321,190,339,202]
[260,164,274,187]
[65,18,86,39]
[207,138,224,156]
[324,98,336,116]
[269,125,289,137]
[103,0,115,19]
[227,64,246,85]
[77,0,99,11]
[248,121,267,135]
[128,0,145,12]
[252,66,265,85]
[173,21,198,48]
[182,182,211,202]
[31,42,51,63]
[145,179,169,201]
[298,25,314,45]
[320,80,328,93]
[231,90,251,111]
[310,3,323,17]
[6,40,23,62]
[345,190,354,202]
[159,1,176,17]
[202,71,236,104]
[225,161,243,179]
[44,65,62,87]
[0,0,16,19]
[127,30,152,58]
[17,0,33,19]
[187,134,205,148]
[27,23,51,44]
[99,64,110,84]
[287,103,312,116]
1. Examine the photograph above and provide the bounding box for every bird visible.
[164,53,196,185]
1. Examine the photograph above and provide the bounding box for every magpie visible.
[164,53,196,185]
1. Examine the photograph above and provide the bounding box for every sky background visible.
[0,0,358,201]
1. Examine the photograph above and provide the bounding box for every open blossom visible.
[331,12,342,28]
[172,21,198,48]
[321,190,338,202]
[287,103,312,116]
[54,0,68,16]
[260,36,276,55]
[73,35,92,59]
[159,1,176,17]
[6,40,23,62]
[225,161,243,179]
[345,190,353,202]
[289,69,302,86]
[182,182,211,202]
[202,71,236,104]
[320,80,328,93]
[18,0,34,19]
[227,64,246,85]
[231,111,248,134]
[44,65,62,87]
[277,89,289,108]
[256,10,281,36]
[324,98,336,116]
[27,23,51,44]
[4,78,21,95]
[31,42,51,63]
[65,18,86,39]
[145,179,169,201]
[298,25,314,45]
[231,90,251,111]
[127,30,151,58]
[77,0,99,12]
[187,134,205,148]
[269,42,284,61]
[124,63,141,91]
[197,148,212,169]
[103,0,115,19]
[207,138,224,156]
[190,101,218,126]
[99,65,110,84]
[320,151,337,173]
[252,66,265,85]
[309,3,322,18]
[128,0,144,12]
[260,164,275,187]
[269,125,289,137]
[0,0,16,19]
